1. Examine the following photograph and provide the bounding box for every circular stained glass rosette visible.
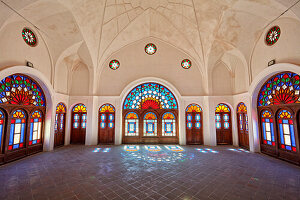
[22,28,37,47]
[145,43,157,55]
[181,59,192,69]
[266,26,281,46]
[109,60,120,70]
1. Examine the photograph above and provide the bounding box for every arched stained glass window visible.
[277,110,296,152]
[215,104,230,113]
[0,74,46,106]
[258,72,300,107]
[29,111,42,145]
[8,110,26,150]
[261,110,275,146]
[162,112,176,136]
[55,103,66,131]
[125,112,139,136]
[143,112,157,136]
[99,104,115,129]
[237,103,247,113]
[186,104,202,112]
[73,104,87,113]
[99,104,115,113]
[0,110,4,150]
[123,83,178,110]
[237,102,248,131]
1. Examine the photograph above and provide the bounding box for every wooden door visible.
[237,103,249,149]
[99,112,115,144]
[71,104,87,144]
[186,104,203,145]
[216,104,232,145]
[54,113,66,147]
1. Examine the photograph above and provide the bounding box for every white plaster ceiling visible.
[0,0,299,75]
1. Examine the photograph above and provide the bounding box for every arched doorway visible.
[122,82,178,144]
[258,72,300,164]
[215,103,232,145]
[186,104,203,145]
[0,74,46,164]
[237,102,249,149]
[98,104,115,144]
[54,103,66,148]
[71,104,87,144]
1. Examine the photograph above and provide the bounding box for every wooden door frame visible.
[98,111,115,144]
[216,111,232,145]
[185,111,203,145]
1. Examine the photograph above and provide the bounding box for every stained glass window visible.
[162,112,176,136]
[266,26,281,46]
[187,114,192,129]
[123,83,178,110]
[125,112,139,136]
[73,114,80,128]
[0,74,46,106]
[261,110,275,146]
[0,110,4,150]
[143,112,157,136]
[29,111,42,145]
[100,113,106,129]
[258,72,300,106]
[237,102,247,113]
[215,104,230,112]
[277,110,296,152]
[8,110,26,150]
[109,60,120,70]
[99,104,115,113]
[22,28,37,47]
[55,103,66,132]
[195,113,201,129]
[215,114,221,129]
[73,104,87,113]
[186,104,202,112]
[145,43,157,55]
[181,59,192,69]
[223,114,230,129]
[81,114,87,128]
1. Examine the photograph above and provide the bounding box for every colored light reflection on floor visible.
[124,145,139,152]
[229,148,249,153]
[165,145,184,152]
[93,148,111,152]
[196,148,218,153]
[145,145,161,152]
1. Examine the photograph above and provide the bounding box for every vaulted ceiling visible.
[0,0,299,76]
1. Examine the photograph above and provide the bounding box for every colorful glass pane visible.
[181,59,192,69]
[277,110,296,152]
[123,83,178,109]
[187,114,192,129]
[144,112,157,136]
[125,112,139,136]
[100,114,106,129]
[56,103,66,113]
[22,28,37,46]
[73,104,87,113]
[278,110,292,119]
[0,74,46,106]
[223,114,230,129]
[73,114,79,128]
[258,72,300,106]
[99,104,115,113]
[186,104,202,112]
[195,113,201,129]
[55,114,58,131]
[215,114,221,129]
[266,26,281,46]
[29,111,42,145]
[162,112,176,136]
[109,60,120,70]
[215,103,230,112]
[261,110,275,146]
[59,114,64,130]
[0,110,4,150]
[237,102,247,113]
[81,114,87,128]
[108,114,114,128]
[145,43,157,55]
[8,110,26,150]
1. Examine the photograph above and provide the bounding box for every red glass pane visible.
[11,119,15,123]
[281,144,285,149]
[292,147,297,152]
[21,119,25,123]
[29,141,32,145]
[37,139,40,143]
[289,120,293,124]
[278,119,282,123]
[272,142,275,146]
[264,140,267,144]
[19,143,23,147]
[8,146,12,150]
[270,119,273,123]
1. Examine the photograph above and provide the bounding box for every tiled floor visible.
[0,145,300,200]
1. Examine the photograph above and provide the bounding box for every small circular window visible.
[181,59,192,69]
[109,60,120,70]
[145,43,157,55]
[22,28,37,47]
[266,26,281,46]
